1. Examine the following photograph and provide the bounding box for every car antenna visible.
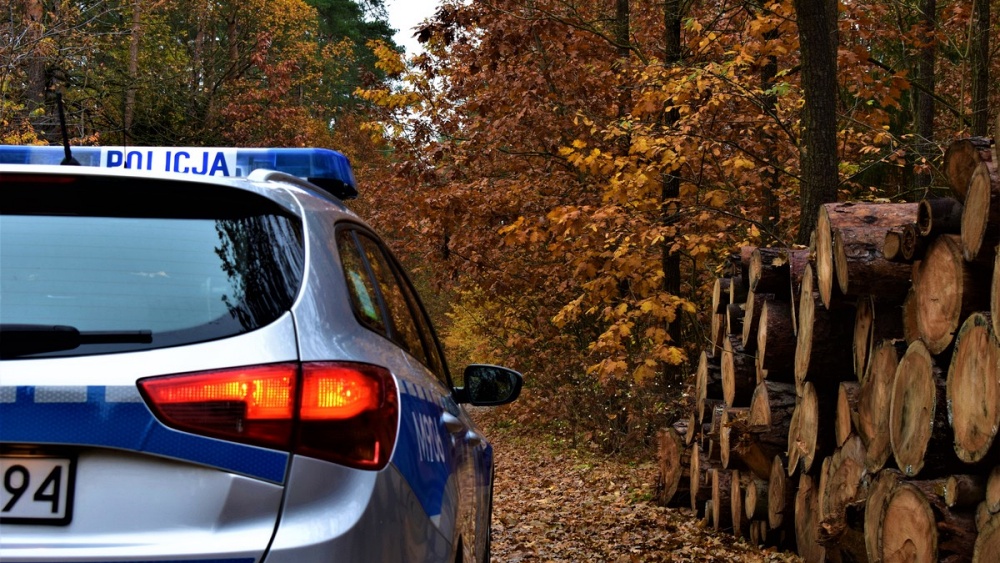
[56,92,80,166]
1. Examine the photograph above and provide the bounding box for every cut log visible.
[993,249,1000,341]
[720,407,749,470]
[945,474,986,509]
[836,382,862,448]
[975,512,1000,563]
[795,263,856,388]
[710,313,726,358]
[795,269,856,390]
[696,350,723,424]
[711,468,733,532]
[748,380,797,429]
[914,235,993,354]
[854,295,905,381]
[742,290,774,352]
[875,481,938,562]
[722,335,756,407]
[749,247,794,298]
[890,340,952,477]
[726,302,745,337]
[865,469,902,563]
[834,223,916,299]
[769,455,795,530]
[987,466,1000,514]
[947,312,1000,464]
[858,339,906,472]
[792,381,836,474]
[795,473,826,563]
[756,299,796,382]
[977,501,991,530]
[918,197,964,237]
[690,442,712,512]
[943,137,993,203]
[899,222,928,261]
[730,469,746,537]
[656,426,686,505]
[816,202,919,309]
[745,476,769,520]
[962,160,1000,261]
[883,227,905,262]
[818,436,868,543]
[713,277,735,315]
[903,286,920,344]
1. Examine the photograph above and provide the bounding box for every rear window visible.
[0,173,305,357]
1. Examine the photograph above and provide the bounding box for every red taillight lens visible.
[295,363,398,470]
[138,362,398,471]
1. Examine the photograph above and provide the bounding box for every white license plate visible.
[0,455,75,525]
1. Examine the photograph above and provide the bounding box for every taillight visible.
[138,362,398,471]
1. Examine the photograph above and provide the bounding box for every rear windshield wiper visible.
[0,324,153,358]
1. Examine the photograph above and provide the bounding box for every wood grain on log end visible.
[947,312,1000,464]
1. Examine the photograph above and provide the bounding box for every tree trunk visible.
[913,0,936,190]
[690,442,712,513]
[793,0,840,246]
[946,312,1000,464]
[748,380,797,430]
[742,290,774,351]
[818,435,868,546]
[969,0,989,137]
[730,469,748,537]
[865,469,902,563]
[791,381,836,475]
[712,468,733,532]
[750,247,795,298]
[746,476,769,520]
[872,481,939,562]
[696,350,723,423]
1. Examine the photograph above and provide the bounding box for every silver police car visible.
[0,145,522,563]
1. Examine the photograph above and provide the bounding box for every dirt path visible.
[474,412,801,562]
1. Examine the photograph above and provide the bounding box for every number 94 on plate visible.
[0,454,75,526]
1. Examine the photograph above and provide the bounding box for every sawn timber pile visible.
[656,134,1000,563]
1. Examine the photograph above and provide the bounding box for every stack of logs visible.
[657,134,1000,562]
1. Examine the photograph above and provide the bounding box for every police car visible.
[0,145,522,563]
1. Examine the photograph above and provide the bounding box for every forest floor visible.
[472,409,803,562]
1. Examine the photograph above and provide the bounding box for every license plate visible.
[0,454,75,525]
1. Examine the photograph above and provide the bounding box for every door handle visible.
[442,412,466,434]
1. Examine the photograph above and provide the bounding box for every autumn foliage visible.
[3,0,997,454]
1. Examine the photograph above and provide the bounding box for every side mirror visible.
[454,364,523,406]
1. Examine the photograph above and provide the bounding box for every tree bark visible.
[969,0,989,137]
[793,0,840,246]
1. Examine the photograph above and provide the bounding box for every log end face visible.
[947,313,1000,464]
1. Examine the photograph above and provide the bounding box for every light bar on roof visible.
[0,145,358,199]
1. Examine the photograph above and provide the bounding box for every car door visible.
[343,228,483,560]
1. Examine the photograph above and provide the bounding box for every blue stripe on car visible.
[0,386,288,483]
[391,388,450,520]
